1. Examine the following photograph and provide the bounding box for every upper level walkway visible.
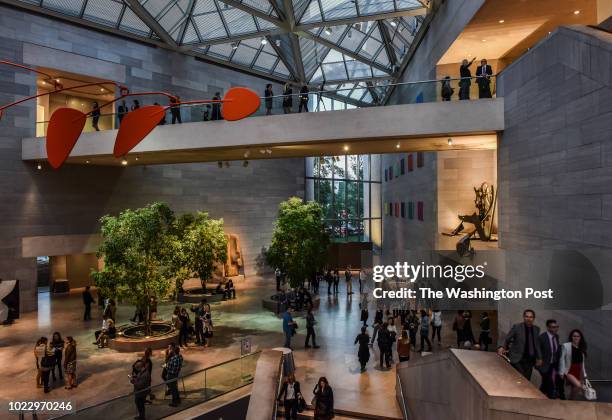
[22,98,503,166]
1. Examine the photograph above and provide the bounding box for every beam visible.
[294,7,427,31]
[216,0,286,28]
[181,28,283,48]
[267,35,298,81]
[124,0,178,48]
[297,31,392,74]
[377,21,398,67]
[288,33,306,82]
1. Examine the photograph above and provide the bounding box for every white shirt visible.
[102,319,109,330]
[432,311,442,327]
[286,382,296,400]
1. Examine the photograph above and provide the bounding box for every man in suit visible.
[475,58,493,98]
[537,319,565,399]
[497,309,542,379]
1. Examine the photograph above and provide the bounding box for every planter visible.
[177,288,225,304]
[109,321,178,352]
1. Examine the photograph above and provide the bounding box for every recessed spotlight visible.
[41,80,46,85]
[324,27,332,35]
[573,10,580,15]
[396,143,400,149]
[55,78,60,83]
[261,37,268,45]
[36,163,42,170]
[447,138,453,146]
[85,160,90,164]
[343,145,349,151]
[259,149,266,154]
[121,159,128,166]
[266,149,272,155]
[498,19,505,23]
[135,156,139,161]
[481,39,487,42]
[243,150,250,158]
[390,19,397,27]
[100,88,105,92]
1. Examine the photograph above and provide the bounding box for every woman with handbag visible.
[312,377,334,419]
[277,373,301,419]
[558,329,595,400]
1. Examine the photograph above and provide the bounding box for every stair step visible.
[277,405,403,420]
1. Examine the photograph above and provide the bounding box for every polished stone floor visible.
[0,276,492,419]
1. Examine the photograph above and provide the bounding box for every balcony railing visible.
[46,350,261,420]
[35,76,497,137]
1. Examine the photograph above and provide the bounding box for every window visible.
[306,155,382,244]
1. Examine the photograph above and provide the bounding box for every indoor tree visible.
[266,197,330,289]
[92,202,180,335]
[181,212,228,289]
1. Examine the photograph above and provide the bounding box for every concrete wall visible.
[497,25,612,378]
[0,5,303,312]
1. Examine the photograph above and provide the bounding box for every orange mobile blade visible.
[222,87,260,121]
[114,105,165,157]
[46,108,86,169]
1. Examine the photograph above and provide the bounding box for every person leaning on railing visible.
[166,346,184,407]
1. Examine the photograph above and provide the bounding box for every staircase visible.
[277,404,403,420]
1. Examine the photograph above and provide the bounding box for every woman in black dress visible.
[265,84,274,115]
[313,377,334,420]
[354,327,370,372]
[282,83,293,114]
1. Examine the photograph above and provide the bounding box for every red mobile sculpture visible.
[0,60,261,169]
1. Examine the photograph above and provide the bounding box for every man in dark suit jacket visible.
[537,319,565,399]
[497,309,542,379]
[475,59,493,98]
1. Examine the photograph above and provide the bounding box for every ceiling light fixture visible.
[261,37,268,45]
[41,81,46,85]
[86,160,90,164]
[498,19,505,23]
[396,143,400,149]
[135,156,139,161]
[55,79,60,83]
[573,10,580,15]
[36,162,42,170]
[324,27,332,35]
[447,138,453,146]
[343,145,349,151]
[266,149,272,155]
[243,150,250,158]
[275,39,281,46]
[259,149,266,154]
[482,39,487,42]
[231,42,238,50]
[390,19,397,27]
[121,159,128,166]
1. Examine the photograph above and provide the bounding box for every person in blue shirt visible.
[282,308,297,349]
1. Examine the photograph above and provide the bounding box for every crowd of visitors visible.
[34,334,77,393]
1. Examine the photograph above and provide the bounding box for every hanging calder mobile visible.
[0,60,261,169]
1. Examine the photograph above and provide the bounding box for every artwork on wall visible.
[0,61,260,169]
[408,202,414,220]
[417,152,424,168]
[408,154,414,172]
[401,202,406,218]
[400,159,405,175]
[417,201,424,221]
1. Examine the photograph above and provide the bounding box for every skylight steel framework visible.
[1,0,430,105]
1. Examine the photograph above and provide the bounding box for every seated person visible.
[94,316,110,342]
[96,318,116,348]
[301,287,313,307]
[224,279,236,299]
[215,282,224,295]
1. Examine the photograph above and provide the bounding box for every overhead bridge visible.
[22,99,504,166]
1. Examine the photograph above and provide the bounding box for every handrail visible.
[51,350,261,418]
[34,75,498,125]
[397,373,409,420]
[272,360,284,420]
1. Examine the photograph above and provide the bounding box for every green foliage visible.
[266,197,330,288]
[182,212,228,281]
[92,203,227,332]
